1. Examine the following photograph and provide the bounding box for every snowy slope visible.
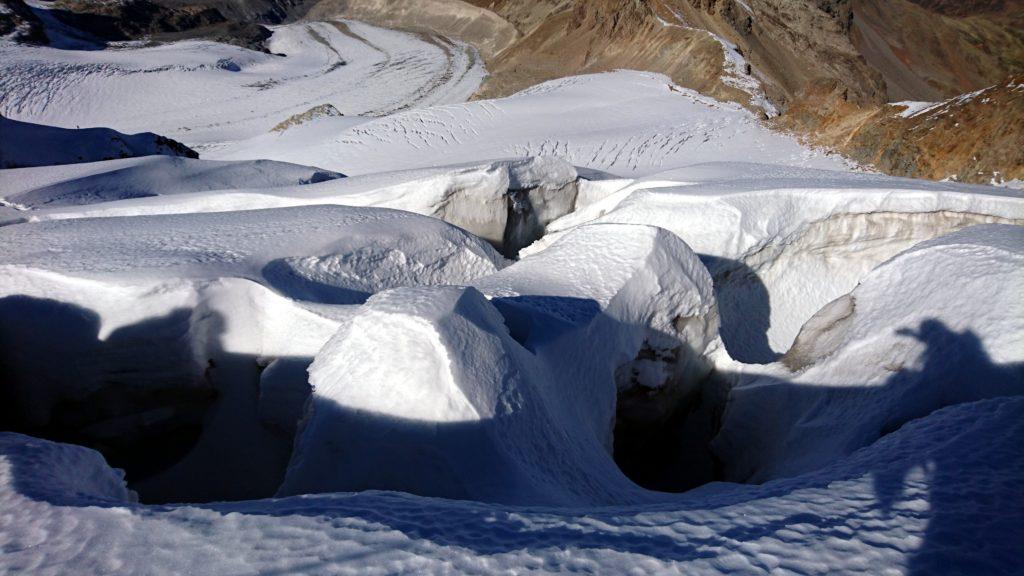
[0,18,484,150]
[213,71,853,176]
[0,205,505,295]
[0,115,196,168]
[2,394,1022,574]
[0,155,340,209]
[1,12,1023,574]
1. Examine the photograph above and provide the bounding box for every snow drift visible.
[715,224,1024,483]
[532,162,1024,361]
[0,115,197,168]
[281,223,719,505]
[0,155,342,210]
[0,204,506,501]
[12,156,580,258]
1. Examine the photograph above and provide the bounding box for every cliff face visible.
[852,77,1024,184]
[674,0,885,107]
[465,0,886,110]
[777,76,1024,184]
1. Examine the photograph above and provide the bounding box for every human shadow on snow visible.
[1,289,1022,571]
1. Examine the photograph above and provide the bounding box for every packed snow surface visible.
[3,395,1022,574]
[0,17,485,150]
[1,12,1023,575]
[213,72,849,176]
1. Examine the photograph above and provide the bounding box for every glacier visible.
[0,8,1022,575]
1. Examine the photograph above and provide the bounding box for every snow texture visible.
[0,13,1023,574]
[0,115,196,168]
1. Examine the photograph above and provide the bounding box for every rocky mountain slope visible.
[852,0,1024,102]
[0,0,46,43]
[783,75,1024,183]
[305,0,1021,184]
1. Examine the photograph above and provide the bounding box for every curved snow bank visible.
[3,395,1022,573]
[0,271,342,502]
[282,223,718,504]
[0,116,197,169]
[20,156,578,257]
[534,163,1024,361]
[0,205,506,301]
[280,285,642,506]
[0,156,342,209]
[0,205,505,501]
[716,224,1024,483]
[0,432,136,505]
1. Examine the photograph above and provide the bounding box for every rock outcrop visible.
[0,0,47,44]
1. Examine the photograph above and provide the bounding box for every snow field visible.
[0,17,485,149]
[211,71,851,176]
[0,16,1022,573]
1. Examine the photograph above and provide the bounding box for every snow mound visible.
[0,115,197,168]
[0,272,343,502]
[282,223,718,505]
[0,205,505,501]
[533,162,1024,361]
[16,156,578,258]
[0,205,506,302]
[0,432,136,505]
[473,223,719,445]
[280,285,643,506]
[0,156,342,209]
[716,224,1024,483]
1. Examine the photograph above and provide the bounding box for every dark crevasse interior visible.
[0,292,738,504]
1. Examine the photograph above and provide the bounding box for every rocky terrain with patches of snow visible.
[0,2,1022,575]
